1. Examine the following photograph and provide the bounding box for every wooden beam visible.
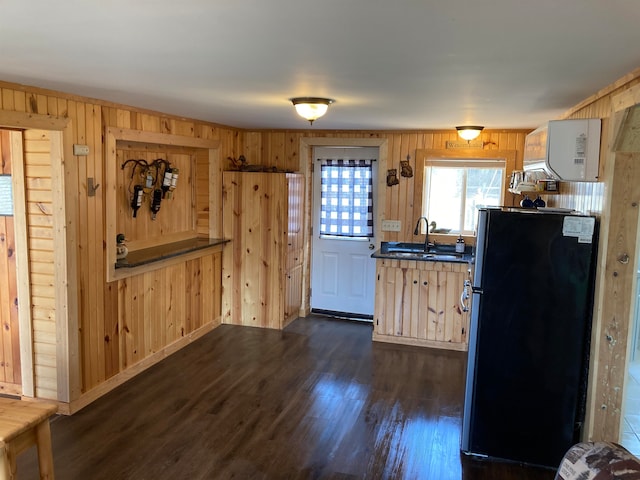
[561,67,640,120]
[50,130,73,403]
[0,111,69,131]
[611,81,640,115]
[9,131,34,398]
[587,151,640,441]
[105,127,220,150]
[208,148,222,239]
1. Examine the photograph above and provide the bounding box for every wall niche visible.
[105,127,222,281]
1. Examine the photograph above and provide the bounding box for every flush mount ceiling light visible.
[291,97,334,125]
[456,125,484,141]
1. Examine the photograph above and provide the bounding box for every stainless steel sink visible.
[377,241,469,262]
[383,251,464,260]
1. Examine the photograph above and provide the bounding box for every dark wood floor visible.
[18,315,556,479]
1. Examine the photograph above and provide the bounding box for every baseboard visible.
[372,332,468,351]
[60,318,221,415]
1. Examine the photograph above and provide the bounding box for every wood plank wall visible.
[118,253,222,370]
[557,73,640,442]
[222,172,287,329]
[0,130,20,394]
[0,82,241,403]
[238,130,530,244]
[0,68,637,418]
[23,129,57,400]
[116,148,196,250]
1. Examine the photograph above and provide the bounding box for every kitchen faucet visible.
[413,216,432,251]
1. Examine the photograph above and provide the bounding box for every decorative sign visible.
[446,141,484,149]
[0,175,13,216]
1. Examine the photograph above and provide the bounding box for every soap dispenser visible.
[456,235,465,253]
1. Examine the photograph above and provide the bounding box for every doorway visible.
[622,251,640,455]
[310,146,378,319]
[0,130,22,395]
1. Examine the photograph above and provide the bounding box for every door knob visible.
[369,244,375,250]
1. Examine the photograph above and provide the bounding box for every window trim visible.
[413,149,517,236]
[423,159,506,234]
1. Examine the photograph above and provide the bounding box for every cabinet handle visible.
[413,280,418,285]
[423,281,428,286]
[460,280,471,313]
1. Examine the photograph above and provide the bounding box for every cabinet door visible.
[374,260,421,337]
[222,172,287,329]
[373,259,470,349]
[285,263,303,325]
[286,173,304,264]
[424,266,470,345]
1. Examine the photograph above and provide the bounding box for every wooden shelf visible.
[115,237,228,269]
[508,188,558,195]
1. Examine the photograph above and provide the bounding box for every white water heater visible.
[523,119,601,182]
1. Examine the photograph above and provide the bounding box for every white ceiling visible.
[1,0,640,131]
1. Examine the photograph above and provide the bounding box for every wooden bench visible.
[0,398,57,480]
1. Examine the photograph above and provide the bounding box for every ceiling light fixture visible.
[291,97,334,125]
[456,125,484,141]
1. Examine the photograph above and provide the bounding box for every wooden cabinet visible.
[285,173,304,325]
[222,171,304,330]
[373,258,471,351]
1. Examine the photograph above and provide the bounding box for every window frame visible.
[423,159,506,234]
[413,149,517,237]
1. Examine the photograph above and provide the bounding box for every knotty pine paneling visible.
[557,72,640,443]
[0,130,20,393]
[116,149,196,249]
[241,130,529,243]
[0,81,240,404]
[0,65,636,419]
[23,129,57,400]
[118,252,221,370]
[222,172,287,330]
[373,258,470,351]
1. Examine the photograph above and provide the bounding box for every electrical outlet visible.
[382,220,401,232]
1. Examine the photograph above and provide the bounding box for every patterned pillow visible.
[555,442,640,480]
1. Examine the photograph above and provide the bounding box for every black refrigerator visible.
[461,207,598,469]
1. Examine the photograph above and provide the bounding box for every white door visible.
[311,147,378,318]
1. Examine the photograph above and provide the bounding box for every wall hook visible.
[88,177,100,197]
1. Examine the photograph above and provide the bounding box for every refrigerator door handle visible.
[460,280,471,312]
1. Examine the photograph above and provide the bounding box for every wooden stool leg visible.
[0,443,9,480]
[35,421,54,480]
[0,442,15,480]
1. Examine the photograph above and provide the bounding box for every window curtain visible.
[319,158,374,238]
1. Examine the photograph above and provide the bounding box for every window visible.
[422,159,505,234]
[319,159,374,238]
[0,175,13,216]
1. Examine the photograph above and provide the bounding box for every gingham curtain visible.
[319,159,374,238]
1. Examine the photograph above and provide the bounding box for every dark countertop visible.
[371,241,474,264]
[115,237,229,269]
